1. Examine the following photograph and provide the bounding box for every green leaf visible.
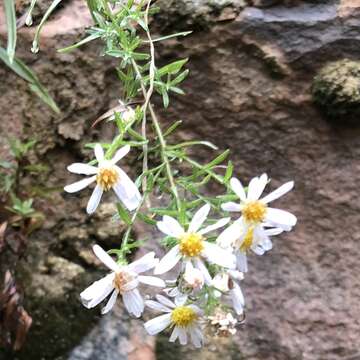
[32,0,63,53]
[168,141,218,151]
[157,59,188,77]
[4,0,17,64]
[116,203,132,225]
[204,150,230,170]
[161,89,169,108]
[163,120,182,137]
[57,32,102,53]
[0,47,60,113]
[137,212,157,225]
[224,161,233,183]
[144,31,192,43]
[170,70,189,86]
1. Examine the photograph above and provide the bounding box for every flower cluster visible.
[64,145,296,347]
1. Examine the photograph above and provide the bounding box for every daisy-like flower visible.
[154,204,236,282]
[183,261,205,291]
[217,174,296,272]
[145,295,204,347]
[212,270,245,315]
[80,245,165,317]
[64,144,141,214]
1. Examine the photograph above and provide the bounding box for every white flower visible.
[64,144,141,214]
[154,204,235,282]
[121,107,136,123]
[144,295,204,347]
[217,174,296,272]
[183,262,205,291]
[218,220,284,272]
[222,174,296,230]
[212,270,245,315]
[80,245,165,317]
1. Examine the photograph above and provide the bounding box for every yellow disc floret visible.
[179,233,204,257]
[242,201,267,224]
[171,306,197,327]
[113,270,134,294]
[239,227,254,253]
[97,167,119,191]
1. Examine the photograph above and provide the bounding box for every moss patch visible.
[312,59,360,124]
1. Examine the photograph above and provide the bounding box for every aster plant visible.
[30,0,297,348]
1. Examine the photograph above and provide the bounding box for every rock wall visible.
[0,0,360,359]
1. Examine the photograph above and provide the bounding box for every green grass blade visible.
[57,32,102,53]
[4,0,17,63]
[32,0,63,53]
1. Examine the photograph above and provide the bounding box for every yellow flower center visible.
[239,227,254,253]
[242,201,267,224]
[96,167,119,191]
[171,306,197,327]
[179,233,204,257]
[113,271,134,294]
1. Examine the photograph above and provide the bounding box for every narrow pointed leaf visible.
[4,0,17,63]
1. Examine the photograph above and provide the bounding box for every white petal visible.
[155,294,176,309]
[80,274,115,309]
[236,252,248,273]
[231,282,245,315]
[154,245,181,275]
[114,166,141,199]
[101,289,119,314]
[67,163,98,175]
[188,304,204,316]
[230,178,246,201]
[198,217,230,235]
[169,326,180,342]
[121,277,139,292]
[221,202,241,212]
[262,238,273,251]
[193,259,212,285]
[64,176,96,193]
[253,173,268,200]
[127,252,158,274]
[261,181,294,204]
[189,326,202,348]
[216,219,243,249]
[113,176,141,211]
[144,313,172,335]
[145,300,172,313]
[157,216,184,238]
[164,287,180,298]
[111,145,130,164]
[94,143,104,162]
[138,275,165,288]
[174,293,188,306]
[188,204,210,233]
[86,185,103,214]
[265,208,297,228]
[252,246,265,255]
[264,227,284,236]
[247,175,262,201]
[122,288,144,318]
[93,244,119,272]
[178,327,188,345]
[203,242,236,269]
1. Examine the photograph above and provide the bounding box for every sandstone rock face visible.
[1,0,360,359]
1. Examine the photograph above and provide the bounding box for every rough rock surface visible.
[1,0,360,359]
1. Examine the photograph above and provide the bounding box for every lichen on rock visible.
[312,59,360,124]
